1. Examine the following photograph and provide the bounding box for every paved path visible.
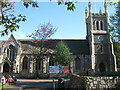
[12,79,70,90]
[17,79,69,82]
[17,79,58,82]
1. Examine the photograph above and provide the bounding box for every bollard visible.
[58,78,64,90]
[53,79,55,90]
[1,82,3,90]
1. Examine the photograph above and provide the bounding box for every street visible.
[14,79,70,90]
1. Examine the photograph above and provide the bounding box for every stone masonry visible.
[70,74,120,89]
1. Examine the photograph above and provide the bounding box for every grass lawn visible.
[0,83,12,89]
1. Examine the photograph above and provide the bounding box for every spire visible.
[104,0,108,15]
[85,7,88,18]
[99,8,102,14]
[88,1,92,16]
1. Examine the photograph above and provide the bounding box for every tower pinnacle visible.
[99,8,102,14]
[104,0,108,15]
[85,7,88,18]
[88,1,92,16]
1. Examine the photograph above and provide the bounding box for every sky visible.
[0,1,118,40]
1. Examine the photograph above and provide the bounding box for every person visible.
[12,76,17,83]
[1,75,6,84]
[7,75,14,84]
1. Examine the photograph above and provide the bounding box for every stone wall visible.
[70,74,120,89]
[86,76,119,89]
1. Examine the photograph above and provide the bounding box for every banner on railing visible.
[49,66,69,73]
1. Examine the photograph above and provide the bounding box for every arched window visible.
[96,21,99,30]
[36,57,41,70]
[75,57,81,70]
[7,45,16,61]
[100,21,103,30]
[100,45,103,53]
[3,62,10,73]
[22,57,28,70]
[49,56,54,66]
[96,45,103,54]
[7,49,9,55]
[49,60,54,66]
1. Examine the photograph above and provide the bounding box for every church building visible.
[0,2,117,74]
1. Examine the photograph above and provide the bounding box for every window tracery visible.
[7,45,16,61]
[22,57,28,70]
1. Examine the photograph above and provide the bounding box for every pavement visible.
[7,79,70,90]
[17,79,70,82]
[17,79,58,82]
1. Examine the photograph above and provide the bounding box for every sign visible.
[49,66,59,73]
[49,66,69,73]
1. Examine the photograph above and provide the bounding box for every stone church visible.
[0,2,117,74]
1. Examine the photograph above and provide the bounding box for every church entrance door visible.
[99,62,106,72]
[3,63,10,73]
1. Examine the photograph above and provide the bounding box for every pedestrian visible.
[7,75,14,84]
[1,75,6,84]
[12,76,17,83]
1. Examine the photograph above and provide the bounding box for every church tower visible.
[85,2,117,72]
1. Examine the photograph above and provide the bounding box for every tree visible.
[54,41,74,66]
[109,2,120,42]
[113,42,120,68]
[0,0,76,36]
[1,0,119,36]
[28,22,57,54]
[28,22,57,61]
[0,0,39,36]
[28,22,56,75]
[109,2,120,68]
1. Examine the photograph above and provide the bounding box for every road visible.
[14,79,70,90]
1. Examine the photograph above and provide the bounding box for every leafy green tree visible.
[109,2,120,42]
[1,0,119,36]
[0,0,75,36]
[55,41,74,66]
[0,0,39,36]
[109,2,120,68]
[57,1,76,11]
[107,0,120,5]
[113,42,120,68]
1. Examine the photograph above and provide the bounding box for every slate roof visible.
[18,39,90,55]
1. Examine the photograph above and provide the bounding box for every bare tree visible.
[28,22,57,54]
[27,22,57,76]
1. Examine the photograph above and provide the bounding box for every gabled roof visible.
[18,39,90,55]
[8,34,16,41]
[0,34,19,47]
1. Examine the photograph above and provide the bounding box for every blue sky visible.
[0,2,117,40]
